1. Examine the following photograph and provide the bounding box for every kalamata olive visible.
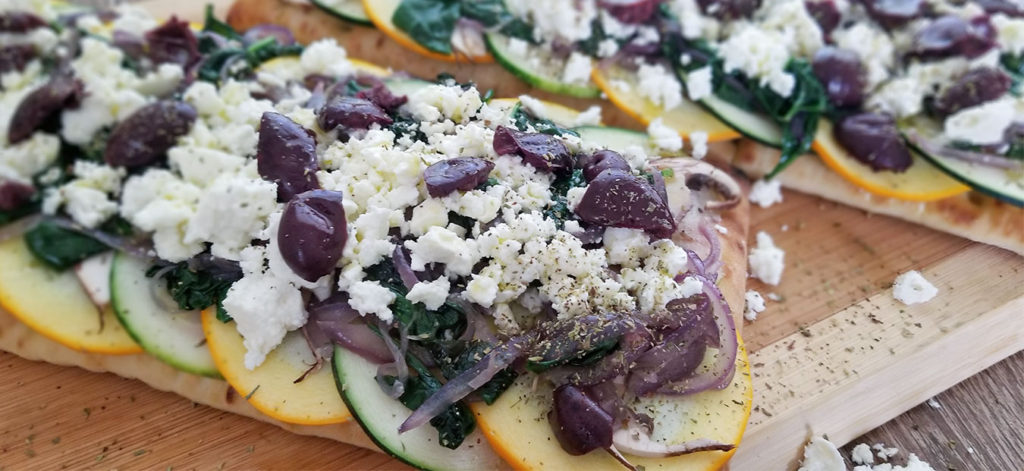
[578,150,631,182]
[257,112,320,202]
[696,0,760,19]
[316,96,392,132]
[599,0,661,24]
[305,74,337,92]
[8,74,83,144]
[145,17,200,68]
[423,157,494,197]
[0,11,46,32]
[0,45,36,75]
[0,179,35,211]
[493,126,573,173]
[278,189,348,282]
[933,67,1011,116]
[104,101,197,168]
[549,385,614,456]
[812,47,867,107]
[835,113,913,172]
[977,0,1024,16]
[911,15,996,59]
[242,24,296,46]
[575,169,676,238]
[355,83,408,112]
[805,0,841,37]
[860,0,925,29]
[112,30,146,61]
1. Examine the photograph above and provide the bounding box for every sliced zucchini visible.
[311,0,373,26]
[110,253,220,378]
[573,125,652,153]
[700,95,783,147]
[486,33,602,99]
[0,238,140,354]
[331,345,505,470]
[591,64,739,142]
[812,119,969,202]
[902,131,1024,206]
[361,0,492,63]
[473,338,753,471]
[202,309,351,425]
[382,77,434,97]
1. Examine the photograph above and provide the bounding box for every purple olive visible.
[242,24,296,46]
[911,15,996,59]
[599,0,661,24]
[493,126,573,173]
[112,30,146,61]
[575,169,676,238]
[812,47,867,108]
[0,179,35,211]
[0,11,47,32]
[933,67,1011,116]
[316,96,392,132]
[257,112,320,202]
[835,113,912,172]
[860,0,925,29]
[0,45,36,75]
[424,157,494,198]
[805,0,841,37]
[145,17,200,68]
[8,74,83,144]
[976,0,1024,16]
[578,150,631,182]
[355,83,408,112]
[696,0,761,19]
[278,189,348,282]
[549,385,614,456]
[104,101,197,168]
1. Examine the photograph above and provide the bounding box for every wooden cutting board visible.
[1,1,1022,469]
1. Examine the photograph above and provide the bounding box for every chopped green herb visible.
[391,0,461,55]
[146,262,240,321]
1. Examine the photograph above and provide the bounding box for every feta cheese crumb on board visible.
[892,270,938,306]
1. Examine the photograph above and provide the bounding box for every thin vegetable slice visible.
[905,131,1024,206]
[201,308,351,425]
[0,237,140,354]
[591,64,739,142]
[361,0,493,63]
[311,0,373,26]
[812,119,969,202]
[486,32,601,98]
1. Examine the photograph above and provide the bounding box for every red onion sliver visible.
[0,213,40,244]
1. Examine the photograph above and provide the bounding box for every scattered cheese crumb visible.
[874,443,900,460]
[926,398,941,409]
[714,224,728,234]
[767,292,781,301]
[647,118,683,152]
[892,270,938,305]
[689,131,708,159]
[685,66,713,101]
[748,179,783,208]
[744,290,765,321]
[797,436,844,471]
[852,443,875,465]
[749,231,785,286]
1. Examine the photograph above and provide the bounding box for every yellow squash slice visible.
[201,309,351,425]
[813,119,969,201]
[473,337,753,471]
[0,238,140,354]
[362,0,493,63]
[592,65,740,142]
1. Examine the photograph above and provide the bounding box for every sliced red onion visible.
[0,213,40,244]
[906,131,1024,170]
[653,275,738,395]
[308,297,393,364]
[398,335,533,433]
[698,220,722,279]
[48,217,155,261]
[242,24,296,46]
[392,245,420,291]
[612,425,734,458]
[563,325,653,386]
[377,319,410,399]
[452,18,488,59]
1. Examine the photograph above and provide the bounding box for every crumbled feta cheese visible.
[597,38,619,58]
[689,131,709,159]
[406,277,451,311]
[797,436,844,471]
[185,174,279,261]
[685,66,713,101]
[110,4,158,36]
[348,280,397,322]
[573,105,603,126]
[43,161,125,228]
[603,227,650,268]
[994,14,1024,55]
[0,133,60,183]
[715,224,728,234]
[867,77,924,119]
[465,273,499,307]
[406,226,481,276]
[852,443,875,465]
[506,0,598,43]
[648,118,683,152]
[892,270,938,305]
[637,63,684,110]
[749,231,785,285]
[749,179,783,208]
[719,23,795,97]
[758,0,824,57]
[944,98,1016,145]
[926,397,941,409]
[409,199,449,236]
[833,23,895,90]
[562,52,593,85]
[669,0,721,40]
[507,37,529,56]
[744,290,766,321]
[121,169,204,262]
[874,444,900,460]
[407,83,483,123]
[299,38,353,78]
[679,276,703,298]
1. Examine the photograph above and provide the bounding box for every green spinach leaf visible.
[397,355,476,449]
[509,103,578,137]
[438,341,518,405]
[392,0,461,56]
[146,262,239,320]
[543,168,585,229]
[24,220,108,270]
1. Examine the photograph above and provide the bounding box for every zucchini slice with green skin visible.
[700,95,783,147]
[110,253,220,378]
[906,139,1024,206]
[311,0,373,26]
[573,125,652,151]
[486,33,602,99]
[383,77,434,97]
[331,345,505,471]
